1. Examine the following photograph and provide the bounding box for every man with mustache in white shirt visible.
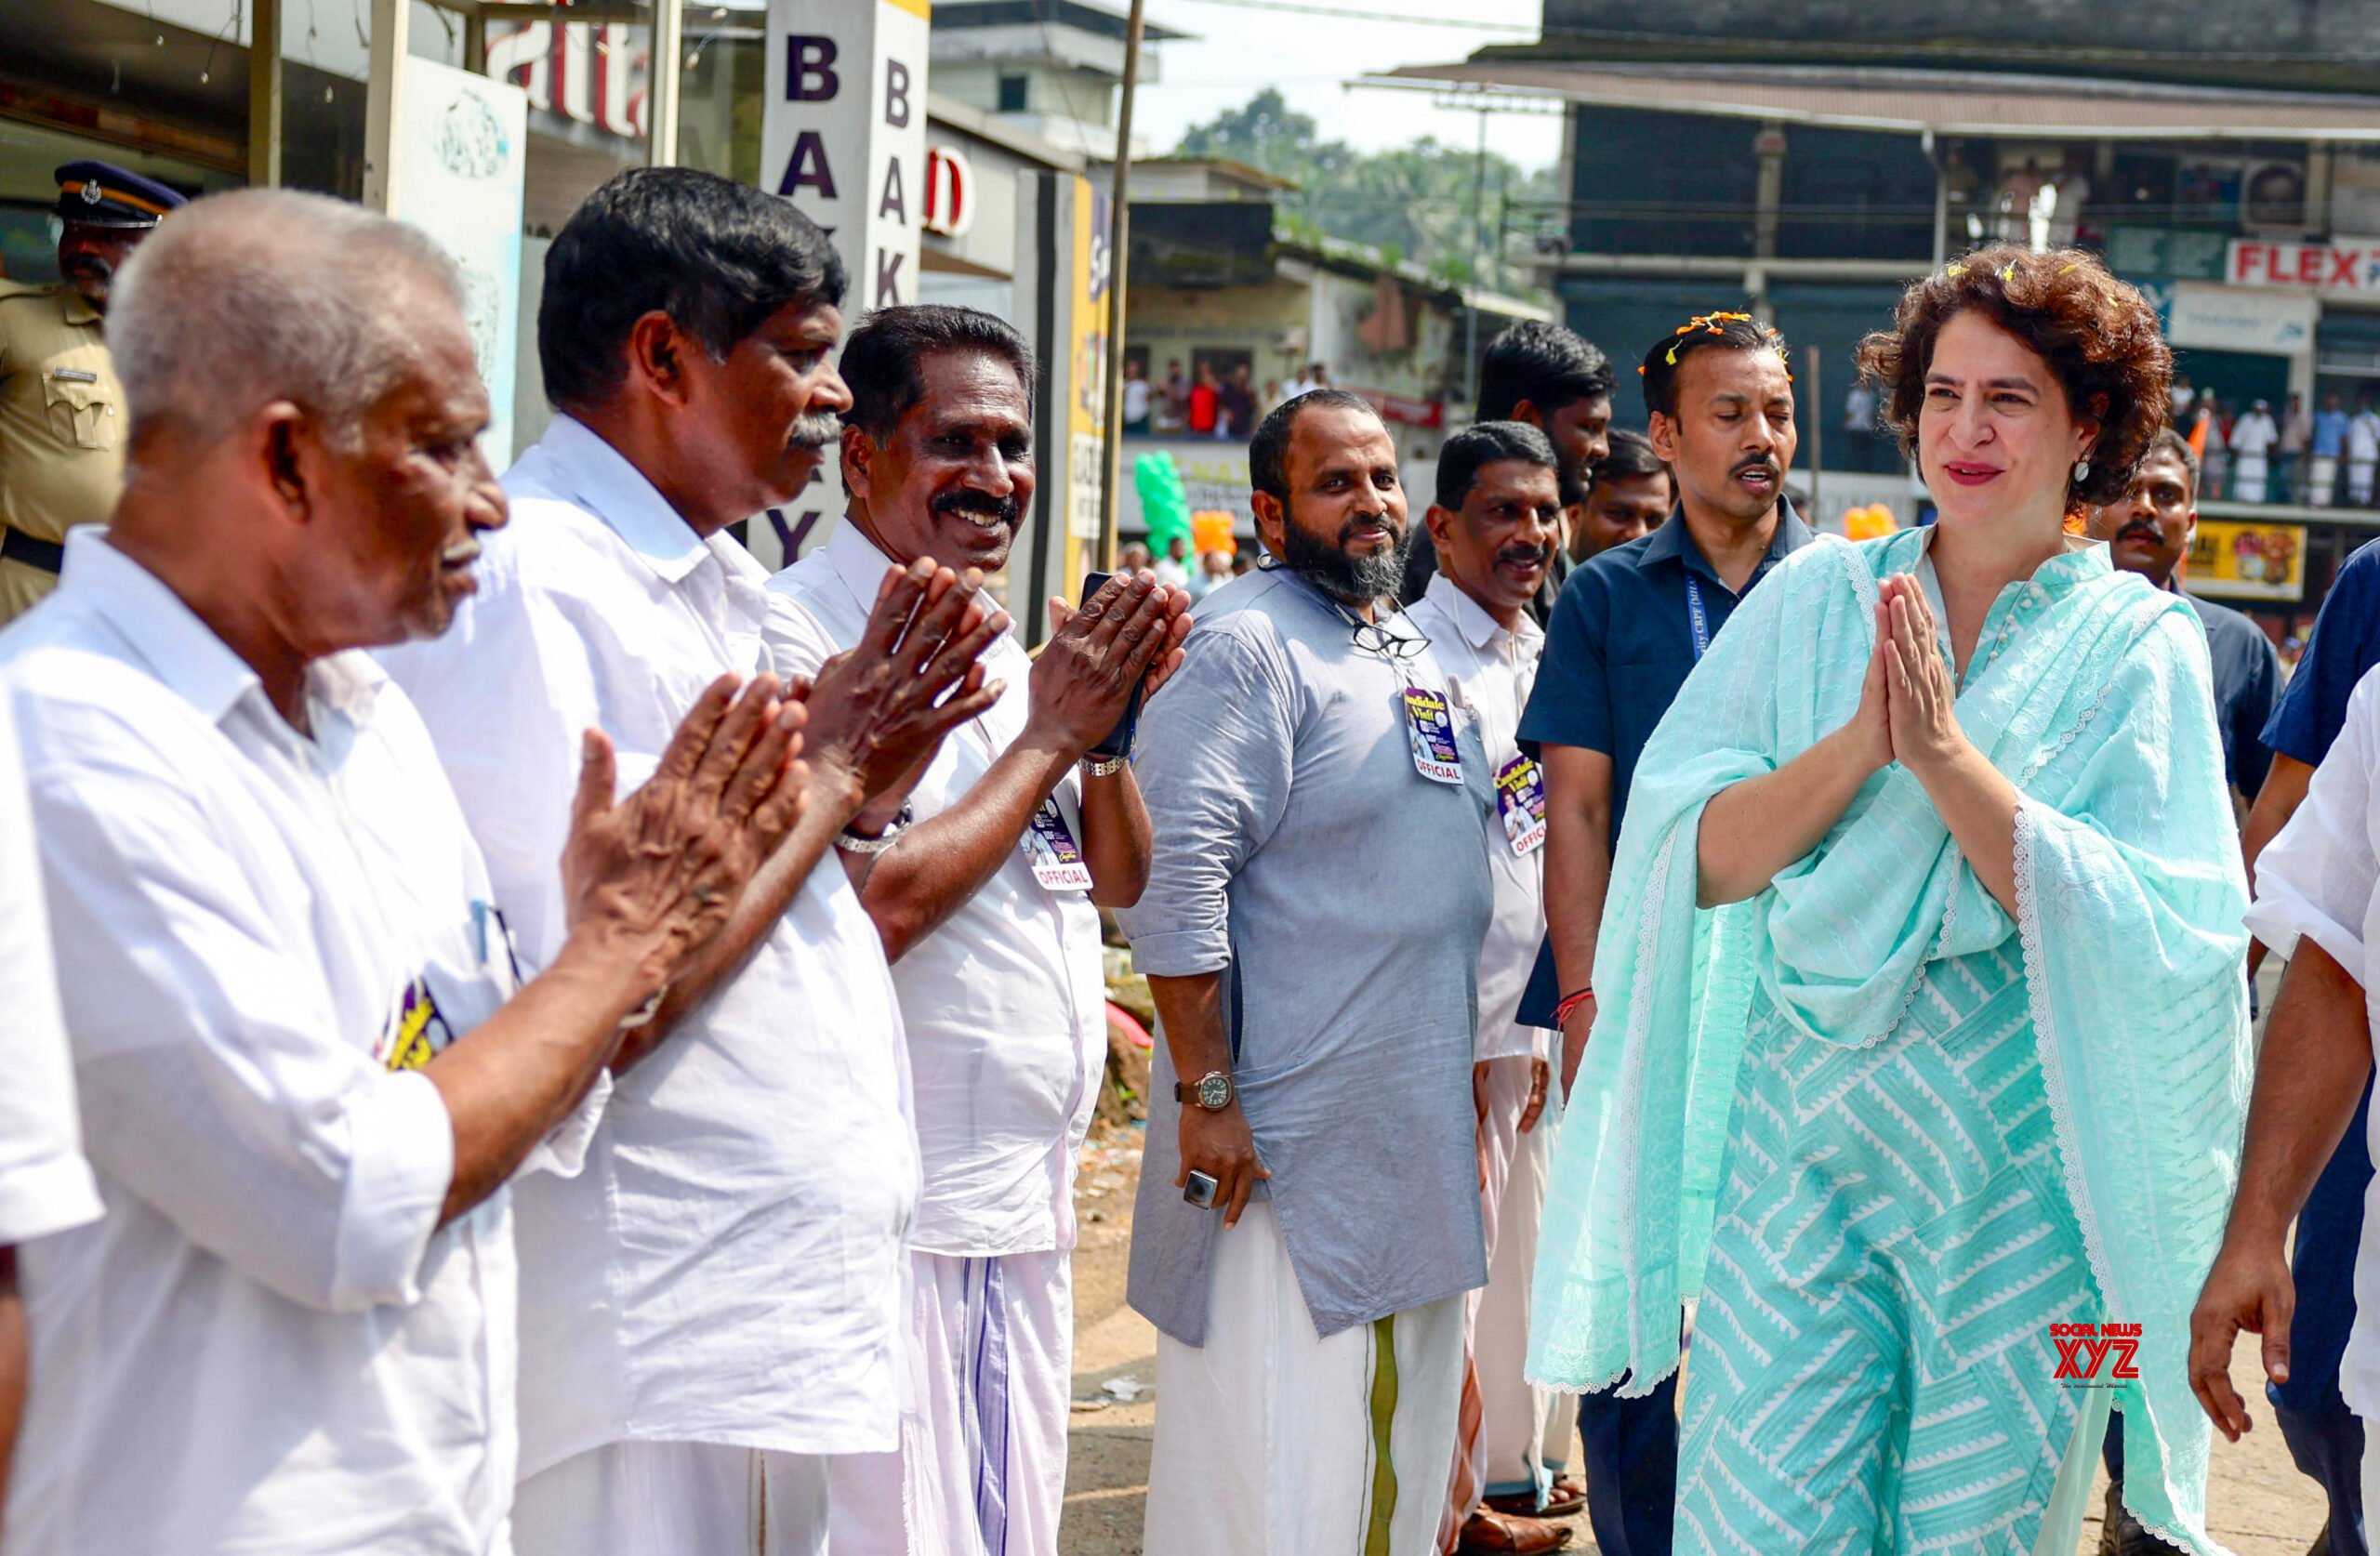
[765,303,1191,1556]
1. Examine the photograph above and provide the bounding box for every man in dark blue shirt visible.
[2084,427,2281,809]
[1514,311,1813,1556]
[2224,534,2380,1556]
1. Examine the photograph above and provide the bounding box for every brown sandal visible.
[1457,1509,1573,1554]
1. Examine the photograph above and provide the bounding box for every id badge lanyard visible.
[1682,571,1714,663]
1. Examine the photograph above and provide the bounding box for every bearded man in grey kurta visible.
[1118,389,1495,1556]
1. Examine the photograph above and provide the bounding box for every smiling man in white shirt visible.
[764,304,1190,1556]
[0,187,814,1556]
[1401,423,1573,1556]
[380,170,1008,1556]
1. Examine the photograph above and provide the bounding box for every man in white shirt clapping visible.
[0,187,814,1556]
[382,172,1010,1556]
[765,304,1190,1556]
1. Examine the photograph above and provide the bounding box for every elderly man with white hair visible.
[0,187,893,1556]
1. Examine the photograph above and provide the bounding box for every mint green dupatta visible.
[1527,529,2252,1553]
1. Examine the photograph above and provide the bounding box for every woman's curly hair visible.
[1855,244,2171,509]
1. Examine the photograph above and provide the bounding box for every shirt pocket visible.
[41,356,121,452]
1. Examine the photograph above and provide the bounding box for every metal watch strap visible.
[835,798,913,855]
[1081,752,1130,777]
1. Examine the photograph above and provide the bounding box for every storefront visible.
[1,0,1106,605]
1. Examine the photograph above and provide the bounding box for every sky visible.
[1127,0,1566,170]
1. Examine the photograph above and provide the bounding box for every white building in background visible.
[929,0,1186,163]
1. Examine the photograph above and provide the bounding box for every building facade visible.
[1393,3,2380,635]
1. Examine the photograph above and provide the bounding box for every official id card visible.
[1403,687,1463,785]
[1494,753,1548,855]
[1022,798,1094,891]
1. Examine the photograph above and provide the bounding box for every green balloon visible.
[1134,451,1192,549]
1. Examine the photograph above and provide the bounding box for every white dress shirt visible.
[1400,573,1549,1062]
[0,534,527,1556]
[2353,412,2380,463]
[764,522,1104,1258]
[0,701,99,1251]
[2230,411,2279,458]
[378,416,917,1470]
[2246,666,2380,1420]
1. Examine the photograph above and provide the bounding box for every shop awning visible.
[1371,59,2380,142]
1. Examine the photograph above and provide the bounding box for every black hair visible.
[839,304,1037,440]
[2146,425,2200,495]
[1637,312,1789,420]
[1594,426,1665,483]
[1250,389,1380,503]
[539,166,847,411]
[1435,420,1557,510]
[1478,320,1615,422]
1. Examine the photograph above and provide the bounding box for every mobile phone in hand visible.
[1080,570,1147,759]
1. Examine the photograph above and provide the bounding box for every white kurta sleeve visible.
[0,705,100,1246]
[2248,667,2380,977]
[25,715,455,1312]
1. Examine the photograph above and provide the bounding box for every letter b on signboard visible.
[885,59,911,127]
[787,35,839,100]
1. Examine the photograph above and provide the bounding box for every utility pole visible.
[248,0,283,186]
[1464,102,1487,412]
[647,0,682,166]
[1094,0,1147,568]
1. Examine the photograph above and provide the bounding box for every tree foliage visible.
[1171,88,1558,288]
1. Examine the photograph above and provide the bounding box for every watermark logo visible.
[2050,1323,2140,1388]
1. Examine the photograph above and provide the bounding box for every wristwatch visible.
[835,799,914,856]
[1174,1069,1235,1110]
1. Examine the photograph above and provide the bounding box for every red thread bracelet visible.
[1554,989,1595,1027]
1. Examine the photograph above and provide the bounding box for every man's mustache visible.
[60,255,112,282]
[1497,542,1553,570]
[933,487,1020,526]
[1336,512,1399,545]
[2118,520,2164,545]
[1731,454,1780,478]
[787,413,841,450]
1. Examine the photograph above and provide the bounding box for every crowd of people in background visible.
[1847,364,2380,512]
[7,156,2380,1556]
[1121,356,1331,439]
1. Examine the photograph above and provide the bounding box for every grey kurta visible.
[1118,565,1495,1346]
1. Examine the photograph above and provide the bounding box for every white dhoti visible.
[2235,453,2269,503]
[2352,457,2376,507]
[2314,455,2341,507]
[1474,1066,1576,1506]
[828,1246,1073,1556]
[1437,1058,1575,1549]
[512,1440,831,1556]
[1146,1200,1466,1556]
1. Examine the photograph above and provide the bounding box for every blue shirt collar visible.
[1637,498,1813,584]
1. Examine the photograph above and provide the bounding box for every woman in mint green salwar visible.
[1527,248,2254,1556]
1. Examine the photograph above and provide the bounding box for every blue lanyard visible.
[1683,571,1713,662]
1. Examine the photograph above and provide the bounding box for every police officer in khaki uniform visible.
[0,161,186,624]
